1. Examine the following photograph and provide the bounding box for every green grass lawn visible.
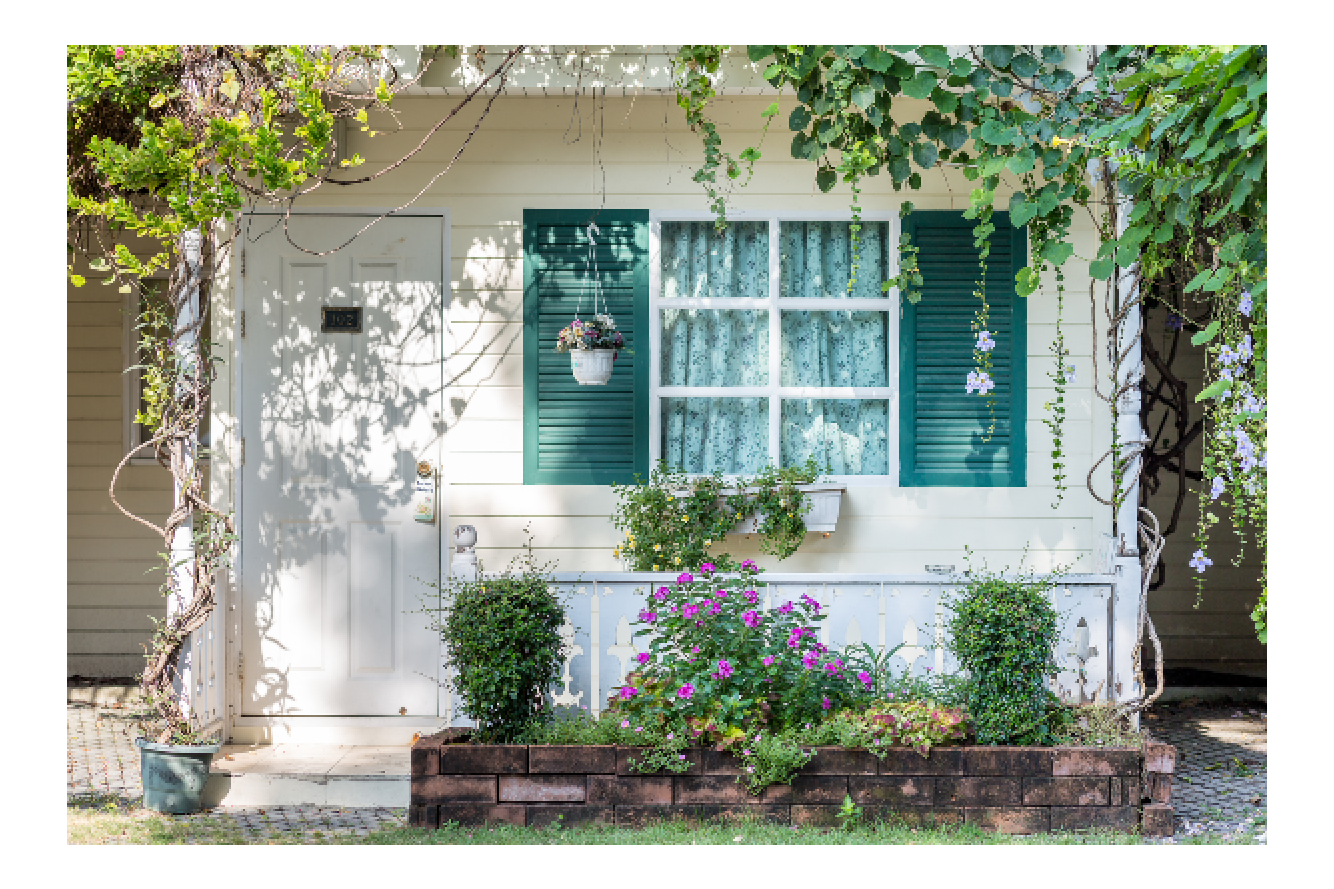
[66,794,1263,845]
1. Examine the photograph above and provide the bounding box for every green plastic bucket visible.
[135,737,221,814]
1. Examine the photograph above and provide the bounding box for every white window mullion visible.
[648,217,662,467]
[768,216,781,467]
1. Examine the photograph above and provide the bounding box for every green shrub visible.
[430,561,566,743]
[945,564,1064,745]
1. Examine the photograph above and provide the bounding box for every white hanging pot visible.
[571,348,616,385]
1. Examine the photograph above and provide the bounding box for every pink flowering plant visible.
[554,313,624,352]
[606,562,861,765]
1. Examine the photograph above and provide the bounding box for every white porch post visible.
[169,228,202,716]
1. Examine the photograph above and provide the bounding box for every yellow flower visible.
[787,513,794,518]
[681,514,689,522]
[674,556,682,564]
[653,564,660,571]
[704,539,712,546]
[653,543,661,551]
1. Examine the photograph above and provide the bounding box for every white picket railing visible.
[440,570,1140,727]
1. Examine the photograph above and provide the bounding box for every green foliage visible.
[610,459,822,570]
[836,793,863,831]
[429,557,566,743]
[1053,703,1142,748]
[945,561,1064,745]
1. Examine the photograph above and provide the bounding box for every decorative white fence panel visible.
[185,602,225,735]
[439,572,1123,727]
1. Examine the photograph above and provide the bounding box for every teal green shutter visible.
[899,210,1027,487]
[523,209,649,485]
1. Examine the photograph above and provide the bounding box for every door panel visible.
[242,215,443,717]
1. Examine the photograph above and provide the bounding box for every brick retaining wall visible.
[409,733,1174,836]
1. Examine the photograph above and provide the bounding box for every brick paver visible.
[69,692,1265,843]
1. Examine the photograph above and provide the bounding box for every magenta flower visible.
[743,590,759,604]
[762,655,775,667]
[801,593,821,614]
[698,562,716,574]
[621,720,630,728]
[691,646,700,653]
[778,601,794,615]
[822,696,832,710]
[619,686,637,700]
[695,620,704,627]
[824,662,838,674]
[654,586,668,600]
[638,609,657,623]
[717,659,733,678]
[802,650,819,670]
[707,601,722,616]
[857,671,872,688]
[682,603,699,619]
[636,652,651,665]
[114,47,124,60]
[740,559,758,571]
[742,610,761,628]
[677,573,694,585]
[787,637,800,649]
[677,683,694,699]
[715,587,728,598]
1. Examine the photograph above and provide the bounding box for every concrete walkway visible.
[68,690,1266,843]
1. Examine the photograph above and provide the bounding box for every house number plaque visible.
[321,306,363,332]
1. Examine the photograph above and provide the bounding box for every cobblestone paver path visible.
[1141,702,1267,843]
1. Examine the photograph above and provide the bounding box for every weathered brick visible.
[798,747,878,775]
[1140,803,1174,837]
[791,775,849,804]
[1022,777,1110,806]
[702,748,742,775]
[965,806,1051,835]
[936,776,1022,806]
[675,775,793,805]
[407,804,437,829]
[616,746,702,776]
[790,805,841,828]
[587,775,673,805]
[436,804,526,827]
[849,776,933,807]
[1143,741,1176,774]
[615,805,703,827]
[1051,806,1138,832]
[964,747,1053,776]
[438,745,528,775]
[878,747,967,776]
[528,745,616,774]
[1052,747,1140,777]
[412,775,496,805]
[1147,772,1172,805]
[410,741,439,778]
[1124,776,1142,805]
[499,775,587,803]
[526,805,614,829]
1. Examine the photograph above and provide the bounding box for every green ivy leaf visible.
[816,167,837,192]
[912,141,938,169]
[1006,148,1036,175]
[930,87,959,115]
[902,70,937,100]
[1191,319,1221,346]
[850,85,876,111]
[789,105,811,131]
[1009,53,1039,78]
[1088,259,1114,280]
[982,45,1014,68]
[1015,266,1041,297]
[1039,240,1074,266]
[1195,378,1233,402]
[916,45,951,68]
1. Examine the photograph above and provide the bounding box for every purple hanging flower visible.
[1189,550,1212,573]
[1210,477,1226,500]
[1238,291,1253,316]
[975,330,996,352]
[1165,313,1185,331]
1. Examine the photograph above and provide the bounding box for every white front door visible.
[240,213,444,717]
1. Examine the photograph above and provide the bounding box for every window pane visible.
[661,309,768,386]
[780,220,891,299]
[661,221,769,299]
[780,311,887,386]
[781,399,888,475]
[662,397,769,475]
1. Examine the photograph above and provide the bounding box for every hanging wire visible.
[579,220,605,320]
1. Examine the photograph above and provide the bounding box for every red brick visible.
[1051,806,1138,832]
[964,747,1053,776]
[1022,777,1110,806]
[798,747,878,775]
[878,747,967,776]
[1140,803,1174,837]
[791,775,849,804]
[790,805,841,828]
[702,748,742,775]
[499,775,587,803]
[410,741,439,778]
[965,807,1050,834]
[936,777,1022,806]
[438,745,528,775]
[587,775,673,805]
[1143,741,1176,774]
[408,804,437,828]
[1147,772,1172,805]
[412,775,496,805]
[1111,776,1142,806]
[526,805,614,829]
[675,775,793,805]
[1052,747,1140,776]
[849,776,934,807]
[436,804,526,827]
[616,746,702,776]
[528,745,616,774]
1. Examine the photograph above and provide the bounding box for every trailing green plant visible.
[945,560,1065,745]
[610,458,823,570]
[427,544,567,743]
[1053,702,1142,748]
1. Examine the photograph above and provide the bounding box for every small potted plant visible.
[555,313,624,385]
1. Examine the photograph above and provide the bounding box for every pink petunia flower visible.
[743,590,759,604]
[636,652,651,665]
[698,563,716,574]
[654,587,669,600]
[717,659,733,679]
[677,573,694,585]
[682,603,699,620]
[619,686,637,700]
[621,720,630,728]
[762,655,775,667]
[677,683,694,699]
[740,559,758,571]
[822,696,831,710]
[114,47,124,60]
[742,610,761,628]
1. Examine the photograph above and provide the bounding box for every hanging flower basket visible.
[570,347,617,385]
[556,315,623,385]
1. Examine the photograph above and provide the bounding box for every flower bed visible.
[408,736,1175,836]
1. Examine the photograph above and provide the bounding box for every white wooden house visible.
[66,46,1263,744]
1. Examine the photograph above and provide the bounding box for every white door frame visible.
[225,206,451,743]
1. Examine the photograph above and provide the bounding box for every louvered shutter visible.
[899,210,1027,487]
[523,209,649,484]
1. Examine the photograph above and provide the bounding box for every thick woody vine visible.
[671,45,1267,708]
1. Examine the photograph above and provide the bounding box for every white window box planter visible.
[672,483,846,534]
